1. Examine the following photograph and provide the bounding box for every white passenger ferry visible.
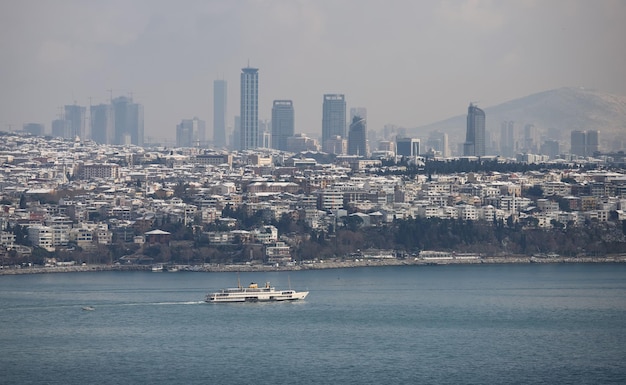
[205,281,308,303]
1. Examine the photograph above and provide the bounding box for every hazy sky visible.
[1,0,625,142]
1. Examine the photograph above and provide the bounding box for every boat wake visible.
[115,301,205,306]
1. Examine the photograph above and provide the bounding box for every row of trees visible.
[377,158,594,176]
[5,214,625,267]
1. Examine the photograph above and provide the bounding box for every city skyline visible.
[2,1,625,142]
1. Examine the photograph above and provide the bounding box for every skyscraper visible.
[322,94,346,148]
[463,103,486,156]
[90,103,113,144]
[271,100,294,151]
[213,80,227,148]
[586,130,599,155]
[347,115,367,156]
[240,67,259,150]
[570,130,586,156]
[112,96,144,146]
[64,104,86,139]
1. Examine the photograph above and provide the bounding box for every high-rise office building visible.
[112,96,144,146]
[240,67,259,150]
[347,115,367,156]
[523,123,538,153]
[463,103,486,156]
[322,94,346,148]
[500,121,515,157]
[570,130,586,156]
[176,117,206,148]
[271,100,294,151]
[586,130,599,155]
[571,130,599,157]
[540,139,560,159]
[64,104,86,139]
[396,137,420,157]
[213,80,227,148]
[90,104,113,144]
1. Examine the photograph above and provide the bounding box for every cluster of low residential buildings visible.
[0,132,625,265]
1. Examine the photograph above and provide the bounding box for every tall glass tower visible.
[213,79,227,148]
[322,94,346,145]
[240,67,259,150]
[463,103,486,156]
[271,100,294,151]
[347,115,367,156]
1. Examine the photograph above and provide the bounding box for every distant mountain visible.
[409,87,626,151]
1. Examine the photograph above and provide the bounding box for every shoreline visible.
[2,255,626,275]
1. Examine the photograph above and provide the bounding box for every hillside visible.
[409,87,626,151]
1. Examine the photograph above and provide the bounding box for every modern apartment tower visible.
[463,103,486,156]
[90,103,113,144]
[271,100,294,151]
[347,115,367,156]
[112,96,144,146]
[322,94,346,148]
[213,80,227,148]
[240,67,259,150]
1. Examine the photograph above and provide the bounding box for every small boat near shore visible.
[81,306,95,311]
[206,281,308,303]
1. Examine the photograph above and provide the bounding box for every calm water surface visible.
[1,264,625,385]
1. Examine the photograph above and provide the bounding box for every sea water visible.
[1,264,625,385]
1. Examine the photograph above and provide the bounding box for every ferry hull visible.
[206,291,309,303]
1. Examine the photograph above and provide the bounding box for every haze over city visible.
[2,0,625,142]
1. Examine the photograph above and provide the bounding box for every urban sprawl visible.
[4,70,626,272]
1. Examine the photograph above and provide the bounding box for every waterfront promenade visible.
[2,254,625,275]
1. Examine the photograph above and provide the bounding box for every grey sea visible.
[1,264,625,385]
